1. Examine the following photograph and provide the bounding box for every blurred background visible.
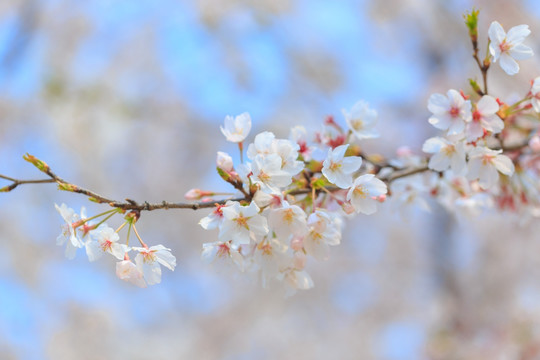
[1,0,540,359]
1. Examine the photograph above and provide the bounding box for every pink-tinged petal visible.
[427,93,450,114]
[488,21,506,44]
[499,53,519,75]
[477,95,499,115]
[509,43,534,60]
[506,24,530,43]
[493,155,515,175]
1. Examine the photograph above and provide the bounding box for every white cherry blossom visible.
[219,201,268,245]
[466,95,503,141]
[346,174,388,215]
[427,89,471,135]
[55,203,85,259]
[201,240,244,270]
[467,147,515,189]
[322,144,363,189]
[303,210,342,260]
[116,260,146,288]
[488,21,533,75]
[267,201,308,238]
[251,153,293,193]
[132,245,177,285]
[422,137,467,175]
[220,112,251,143]
[342,100,379,139]
[85,225,129,261]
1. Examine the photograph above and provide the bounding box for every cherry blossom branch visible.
[0,174,56,192]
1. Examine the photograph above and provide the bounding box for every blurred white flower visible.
[220,112,251,143]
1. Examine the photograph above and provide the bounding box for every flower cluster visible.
[55,204,176,287]
[196,104,387,294]
[47,13,540,292]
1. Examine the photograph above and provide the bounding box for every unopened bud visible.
[184,188,213,200]
[216,151,233,172]
[23,153,50,172]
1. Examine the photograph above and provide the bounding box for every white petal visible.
[499,53,519,75]
[509,43,534,60]
[477,96,499,115]
[427,93,450,114]
[493,155,515,175]
[506,24,530,43]
[488,21,506,45]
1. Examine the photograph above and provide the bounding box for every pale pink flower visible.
[267,201,308,238]
[346,174,388,215]
[201,240,244,270]
[55,203,85,259]
[251,153,293,193]
[322,144,363,189]
[132,245,177,285]
[466,95,503,141]
[342,100,379,139]
[219,201,268,245]
[422,137,467,175]
[116,260,146,288]
[489,21,533,75]
[467,147,515,189]
[427,89,471,135]
[85,225,128,261]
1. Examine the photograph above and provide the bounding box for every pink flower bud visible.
[293,251,307,270]
[290,237,304,251]
[184,189,213,200]
[376,194,386,203]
